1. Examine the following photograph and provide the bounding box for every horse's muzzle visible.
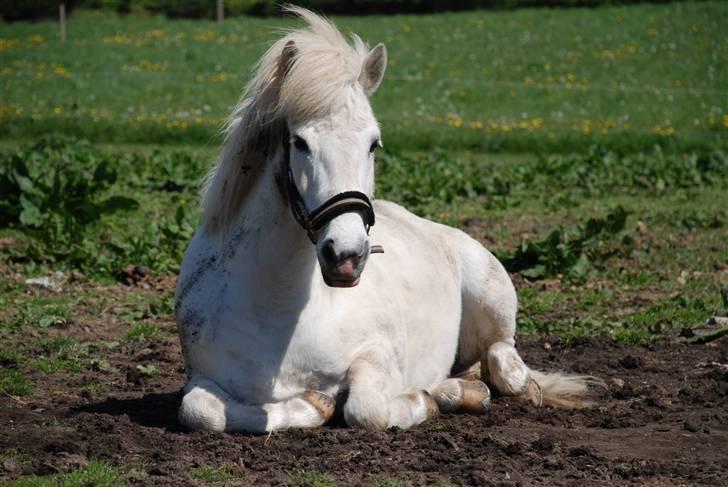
[319,241,368,287]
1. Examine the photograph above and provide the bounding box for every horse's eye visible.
[369,139,381,154]
[293,136,309,152]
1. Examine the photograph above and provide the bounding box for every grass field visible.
[1,1,726,151]
[1,3,727,485]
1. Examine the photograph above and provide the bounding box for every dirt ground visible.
[2,316,726,487]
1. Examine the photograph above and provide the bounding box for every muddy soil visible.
[2,327,727,486]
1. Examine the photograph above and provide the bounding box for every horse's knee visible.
[343,391,389,430]
[179,380,227,432]
[484,342,530,396]
[345,389,437,430]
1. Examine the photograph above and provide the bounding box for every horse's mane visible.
[201,6,370,235]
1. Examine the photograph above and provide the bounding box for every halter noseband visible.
[282,142,376,245]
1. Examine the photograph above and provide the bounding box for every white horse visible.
[176,7,598,433]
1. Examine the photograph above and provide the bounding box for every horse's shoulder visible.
[176,230,225,311]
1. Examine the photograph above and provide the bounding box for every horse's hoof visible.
[301,390,336,422]
[461,380,491,413]
[519,379,543,407]
[422,391,440,419]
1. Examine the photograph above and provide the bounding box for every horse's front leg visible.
[179,376,336,433]
[344,348,438,430]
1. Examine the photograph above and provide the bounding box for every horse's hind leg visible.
[179,376,335,432]
[456,236,601,408]
[457,238,542,405]
[483,342,543,406]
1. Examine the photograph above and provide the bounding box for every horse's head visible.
[201,7,388,288]
[282,41,387,287]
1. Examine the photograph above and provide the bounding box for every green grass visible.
[30,337,92,373]
[0,367,32,395]
[0,345,30,395]
[135,364,160,377]
[287,471,338,487]
[0,343,24,363]
[188,465,237,485]
[78,381,108,395]
[124,322,164,341]
[121,290,175,320]
[2,296,72,332]
[0,2,725,151]
[5,459,123,487]
[17,302,70,329]
[0,450,29,463]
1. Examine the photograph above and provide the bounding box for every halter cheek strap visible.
[285,164,376,244]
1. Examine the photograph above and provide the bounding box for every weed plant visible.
[1,136,725,284]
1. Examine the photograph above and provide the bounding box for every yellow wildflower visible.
[52,64,69,77]
[0,39,20,49]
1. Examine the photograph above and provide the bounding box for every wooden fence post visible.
[216,0,224,23]
[59,4,66,43]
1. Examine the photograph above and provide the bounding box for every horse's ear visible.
[359,43,387,96]
[278,40,298,80]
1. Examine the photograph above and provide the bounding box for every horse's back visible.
[372,198,502,282]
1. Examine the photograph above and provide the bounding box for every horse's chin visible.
[318,252,367,288]
[322,274,361,288]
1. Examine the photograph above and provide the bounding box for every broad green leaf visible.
[18,196,44,226]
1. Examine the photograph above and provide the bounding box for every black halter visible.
[282,142,376,245]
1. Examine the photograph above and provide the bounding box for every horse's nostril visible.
[321,238,336,263]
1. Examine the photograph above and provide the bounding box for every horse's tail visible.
[529,369,606,409]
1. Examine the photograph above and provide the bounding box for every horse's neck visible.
[226,150,320,304]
